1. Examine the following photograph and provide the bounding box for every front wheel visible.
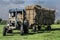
[3,27,7,36]
[20,25,24,35]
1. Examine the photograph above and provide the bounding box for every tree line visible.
[0,18,60,25]
[0,18,7,25]
[55,20,60,24]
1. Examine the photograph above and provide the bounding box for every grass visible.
[0,25,60,40]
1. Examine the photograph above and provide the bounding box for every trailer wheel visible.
[38,25,41,31]
[46,25,51,30]
[24,25,28,34]
[3,27,7,36]
[32,24,36,32]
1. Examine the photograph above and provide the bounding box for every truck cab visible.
[3,8,29,36]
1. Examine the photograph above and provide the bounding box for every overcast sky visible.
[0,0,60,21]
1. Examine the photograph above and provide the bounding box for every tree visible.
[0,20,7,25]
[0,18,2,23]
[56,20,60,24]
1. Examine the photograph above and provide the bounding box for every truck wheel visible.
[38,25,41,31]
[24,25,28,34]
[3,27,7,36]
[46,25,51,30]
[32,25,36,32]
[20,25,24,35]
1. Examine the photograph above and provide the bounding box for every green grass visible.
[0,25,60,40]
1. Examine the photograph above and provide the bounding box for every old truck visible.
[3,5,55,36]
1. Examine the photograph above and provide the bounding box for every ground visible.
[0,25,60,40]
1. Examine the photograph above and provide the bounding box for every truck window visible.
[10,13,15,17]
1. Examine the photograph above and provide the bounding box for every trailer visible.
[25,5,55,31]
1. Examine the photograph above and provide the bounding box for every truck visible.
[3,5,55,36]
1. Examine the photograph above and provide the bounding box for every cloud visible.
[0,0,25,6]
[0,0,10,5]
[10,0,25,4]
[0,0,26,19]
[0,0,60,21]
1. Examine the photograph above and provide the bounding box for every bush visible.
[55,20,60,24]
[0,20,7,25]
[0,18,2,23]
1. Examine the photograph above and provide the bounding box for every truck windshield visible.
[10,13,15,17]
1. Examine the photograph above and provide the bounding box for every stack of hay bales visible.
[25,5,41,25]
[25,5,55,25]
[35,7,55,25]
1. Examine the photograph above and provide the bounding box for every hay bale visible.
[35,7,55,25]
[25,5,55,25]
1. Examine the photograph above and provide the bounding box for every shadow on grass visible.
[5,28,60,36]
[13,32,36,36]
[51,28,60,31]
[6,35,13,36]
[5,34,14,36]
[21,33,36,36]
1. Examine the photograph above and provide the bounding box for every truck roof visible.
[9,8,24,13]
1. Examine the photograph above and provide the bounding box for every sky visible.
[0,0,60,21]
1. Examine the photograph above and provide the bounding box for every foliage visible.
[0,18,2,23]
[0,18,7,25]
[55,20,60,24]
[0,20,7,25]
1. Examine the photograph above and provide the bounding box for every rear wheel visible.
[24,25,28,34]
[3,27,7,36]
[38,25,41,31]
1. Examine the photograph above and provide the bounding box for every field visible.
[0,25,60,40]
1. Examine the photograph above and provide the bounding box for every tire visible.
[38,25,41,31]
[20,25,24,35]
[46,25,51,30]
[3,27,7,36]
[24,25,28,34]
[32,25,36,32]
